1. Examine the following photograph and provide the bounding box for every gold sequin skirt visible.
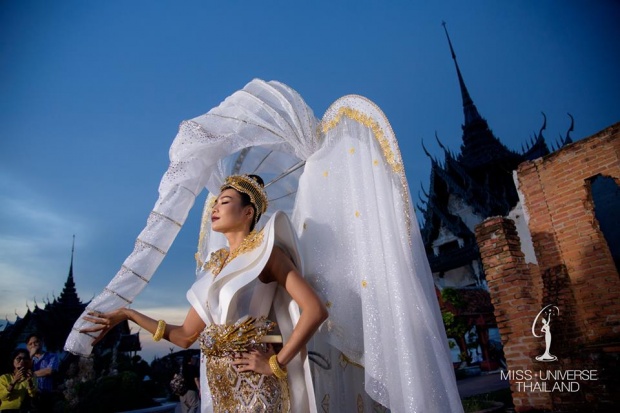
[206,354,290,413]
[199,317,290,412]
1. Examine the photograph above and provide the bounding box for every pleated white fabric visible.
[65,79,463,413]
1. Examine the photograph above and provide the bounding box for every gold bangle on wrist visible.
[153,320,166,342]
[269,354,287,379]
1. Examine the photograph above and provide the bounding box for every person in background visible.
[26,334,58,412]
[0,348,36,412]
[179,354,200,413]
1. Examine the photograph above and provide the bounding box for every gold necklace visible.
[206,230,264,276]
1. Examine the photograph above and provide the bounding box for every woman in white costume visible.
[66,79,463,412]
[81,173,327,412]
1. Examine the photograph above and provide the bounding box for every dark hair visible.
[12,348,29,360]
[224,174,265,231]
[26,333,42,344]
[6,348,30,373]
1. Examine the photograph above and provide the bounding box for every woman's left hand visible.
[80,309,128,345]
[232,345,276,376]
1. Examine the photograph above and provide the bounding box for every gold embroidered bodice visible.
[205,229,264,276]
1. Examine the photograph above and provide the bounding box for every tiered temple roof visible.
[419,24,574,277]
[0,238,140,361]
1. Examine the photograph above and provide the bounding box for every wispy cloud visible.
[0,173,92,318]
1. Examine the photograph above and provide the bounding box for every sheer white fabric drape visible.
[65,79,462,413]
[295,97,462,412]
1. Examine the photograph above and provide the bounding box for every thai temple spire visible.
[442,21,482,125]
[57,235,81,307]
[441,22,519,170]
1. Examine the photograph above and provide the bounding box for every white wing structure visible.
[295,96,462,412]
[66,79,462,413]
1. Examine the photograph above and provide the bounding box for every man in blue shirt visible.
[27,334,58,412]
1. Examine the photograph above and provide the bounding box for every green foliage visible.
[442,310,468,339]
[458,351,472,363]
[441,287,465,308]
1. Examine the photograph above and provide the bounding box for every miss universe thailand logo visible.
[532,304,559,362]
[501,304,599,393]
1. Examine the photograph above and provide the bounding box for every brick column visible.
[516,125,620,344]
[476,217,552,412]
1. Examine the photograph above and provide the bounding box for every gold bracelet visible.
[269,354,287,379]
[153,320,166,342]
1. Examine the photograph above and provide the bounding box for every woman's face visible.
[211,188,253,233]
[13,352,30,371]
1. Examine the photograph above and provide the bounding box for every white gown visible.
[187,211,316,413]
[66,79,463,413]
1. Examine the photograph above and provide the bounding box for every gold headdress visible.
[220,175,269,224]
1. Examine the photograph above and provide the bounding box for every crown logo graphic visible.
[532,304,559,362]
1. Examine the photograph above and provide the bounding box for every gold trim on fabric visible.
[195,254,204,269]
[196,194,217,268]
[321,106,403,174]
[104,287,132,304]
[205,229,264,276]
[320,98,414,245]
[136,239,167,255]
[340,352,364,369]
[150,210,182,228]
[121,265,149,283]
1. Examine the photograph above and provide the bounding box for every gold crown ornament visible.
[220,175,269,224]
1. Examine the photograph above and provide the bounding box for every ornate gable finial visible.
[564,113,574,145]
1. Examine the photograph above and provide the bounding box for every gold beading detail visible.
[321,106,404,174]
[196,194,218,268]
[320,100,413,245]
[199,316,276,357]
[204,229,264,276]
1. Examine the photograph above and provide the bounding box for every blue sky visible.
[1,0,619,360]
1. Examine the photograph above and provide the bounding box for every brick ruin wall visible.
[475,123,620,412]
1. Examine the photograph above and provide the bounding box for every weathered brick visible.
[475,124,620,412]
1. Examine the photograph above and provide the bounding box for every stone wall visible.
[475,123,620,412]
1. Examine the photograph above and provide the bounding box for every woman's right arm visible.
[81,306,206,348]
